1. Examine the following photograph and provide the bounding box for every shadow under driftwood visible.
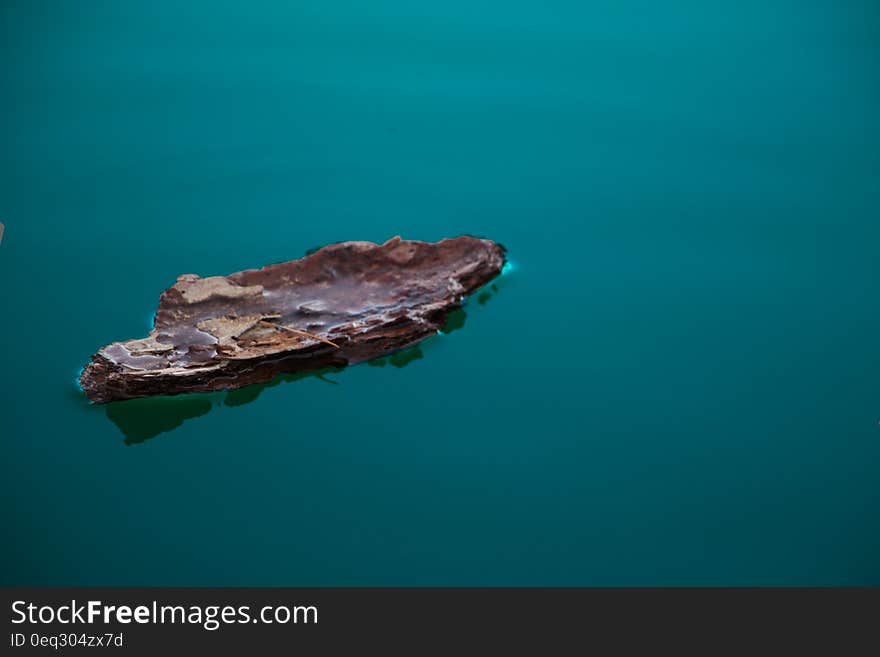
[98,281,500,445]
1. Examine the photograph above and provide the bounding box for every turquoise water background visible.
[2,1,879,585]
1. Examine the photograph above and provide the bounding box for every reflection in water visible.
[106,396,215,445]
[99,275,506,444]
[223,366,342,407]
[105,367,343,445]
[477,282,499,306]
[367,345,424,368]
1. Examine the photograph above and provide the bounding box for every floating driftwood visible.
[80,236,505,403]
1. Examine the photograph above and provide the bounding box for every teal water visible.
[2,1,879,585]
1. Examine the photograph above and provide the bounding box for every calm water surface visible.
[1,1,879,584]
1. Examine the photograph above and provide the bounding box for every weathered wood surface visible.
[80,236,505,402]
